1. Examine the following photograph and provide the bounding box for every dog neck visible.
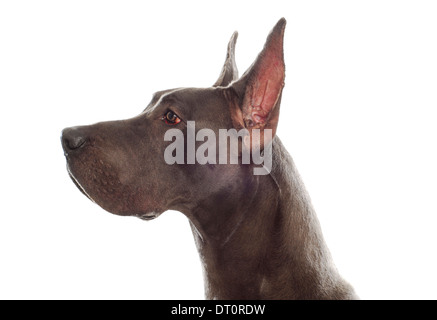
[184,137,356,299]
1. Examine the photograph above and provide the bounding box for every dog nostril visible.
[65,136,86,150]
[62,127,87,152]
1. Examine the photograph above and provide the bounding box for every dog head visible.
[61,18,286,221]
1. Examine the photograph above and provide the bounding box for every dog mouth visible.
[138,212,162,221]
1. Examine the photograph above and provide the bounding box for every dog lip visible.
[138,212,161,221]
[67,165,95,203]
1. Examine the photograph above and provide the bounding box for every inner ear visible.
[243,62,284,129]
[230,18,286,146]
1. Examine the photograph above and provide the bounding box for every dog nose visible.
[62,126,87,153]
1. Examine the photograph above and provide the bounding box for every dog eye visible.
[162,110,181,125]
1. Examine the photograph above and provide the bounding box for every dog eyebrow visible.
[159,88,195,112]
[151,89,176,105]
[160,93,181,105]
[143,88,179,112]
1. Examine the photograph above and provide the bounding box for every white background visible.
[1,0,436,300]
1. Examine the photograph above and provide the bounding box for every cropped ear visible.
[229,18,286,148]
[213,31,239,87]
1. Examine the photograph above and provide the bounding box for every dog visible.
[61,18,357,299]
